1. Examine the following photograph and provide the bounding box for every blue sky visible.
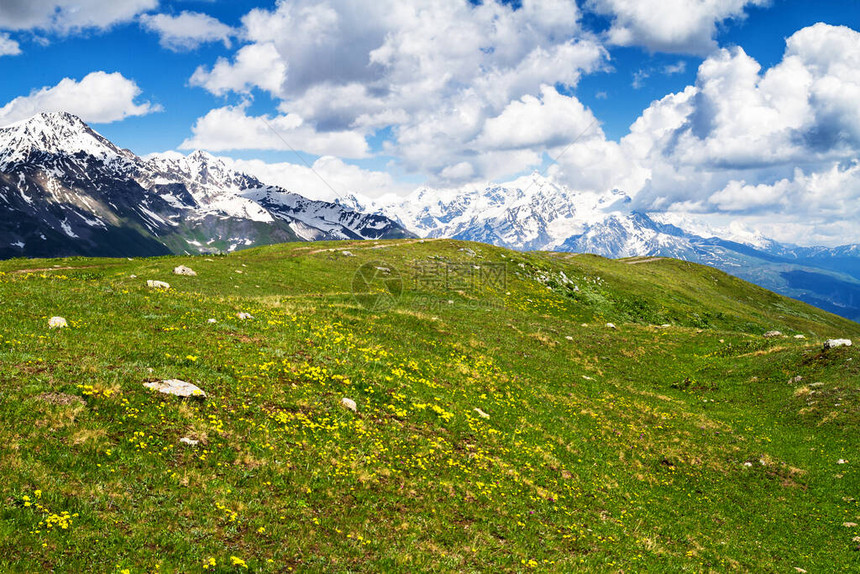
[1,1,859,245]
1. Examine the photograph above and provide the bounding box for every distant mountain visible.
[0,112,410,259]
[356,174,860,321]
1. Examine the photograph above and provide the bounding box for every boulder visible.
[147,280,170,290]
[824,339,852,349]
[763,331,782,338]
[143,379,206,398]
[173,265,197,276]
[48,316,68,329]
[341,397,357,412]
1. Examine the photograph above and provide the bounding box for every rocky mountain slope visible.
[0,112,410,259]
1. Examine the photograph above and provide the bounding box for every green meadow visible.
[0,238,858,572]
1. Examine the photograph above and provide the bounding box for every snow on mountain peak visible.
[0,111,130,169]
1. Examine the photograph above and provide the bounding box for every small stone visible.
[48,316,68,329]
[235,270,243,274]
[565,336,573,341]
[661,324,671,328]
[838,459,848,465]
[605,323,616,329]
[129,274,137,279]
[375,266,391,273]
[474,407,490,419]
[809,382,824,388]
[743,462,753,467]
[844,522,858,528]
[764,331,782,338]
[824,339,852,349]
[795,568,807,573]
[207,318,217,324]
[794,334,806,339]
[173,265,197,276]
[448,300,454,304]
[581,323,588,327]
[341,397,357,412]
[459,247,477,257]
[147,280,170,289]
[341,251,355,257]
[144,379,206,398]
[236,312,253,320]
[790,375,803,384]
[180,437,199,446]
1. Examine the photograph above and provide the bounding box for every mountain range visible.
[0,112,411,260]
[1,112,858,321]
[350,175,860,321]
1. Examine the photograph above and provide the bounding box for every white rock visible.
[565,336,574,341]
[180,437,199,446]
[605,323,616,329]
[341,397,357,412]
[824,339,852,349]
[743,462,753,467]
[236,312,253,320]
[173,265,197,276]
[48,316,68,329]
[341,251,355,257]
[147,280,170,289]
[143,379,206,398]
[474,407,490,419]
[207,318,217,324]
[837,459,847,464]
[235,270,243,274]
[794,334,806,339]
[763,331,782,338]
[129,274,137,279]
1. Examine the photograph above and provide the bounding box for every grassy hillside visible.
[0,239,858,573]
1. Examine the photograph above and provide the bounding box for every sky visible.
[0,0,859,246]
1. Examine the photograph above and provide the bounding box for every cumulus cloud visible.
[0,33,20,56]
[0,71,161,126]
[190,43,286,97]
[0,0,156,34]
[587,0,768,55]
[140,11,235,51]
[475,85,598,150]
[627,24,860,211]
[179,105,369,158]
[188,0,605,181]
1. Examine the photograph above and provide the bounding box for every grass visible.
[0,238,858,573]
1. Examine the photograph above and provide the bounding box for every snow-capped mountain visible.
[0,112,410,259]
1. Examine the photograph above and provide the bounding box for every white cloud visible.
[0,33,20,56]
[0,0,157,33]
[190,43,286,97]
[0,71,160,126]
[588,0,768,55]
[140,11,235,51]
[476,85,598,150]
[179,105,369,158]
[188,0,605,181]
